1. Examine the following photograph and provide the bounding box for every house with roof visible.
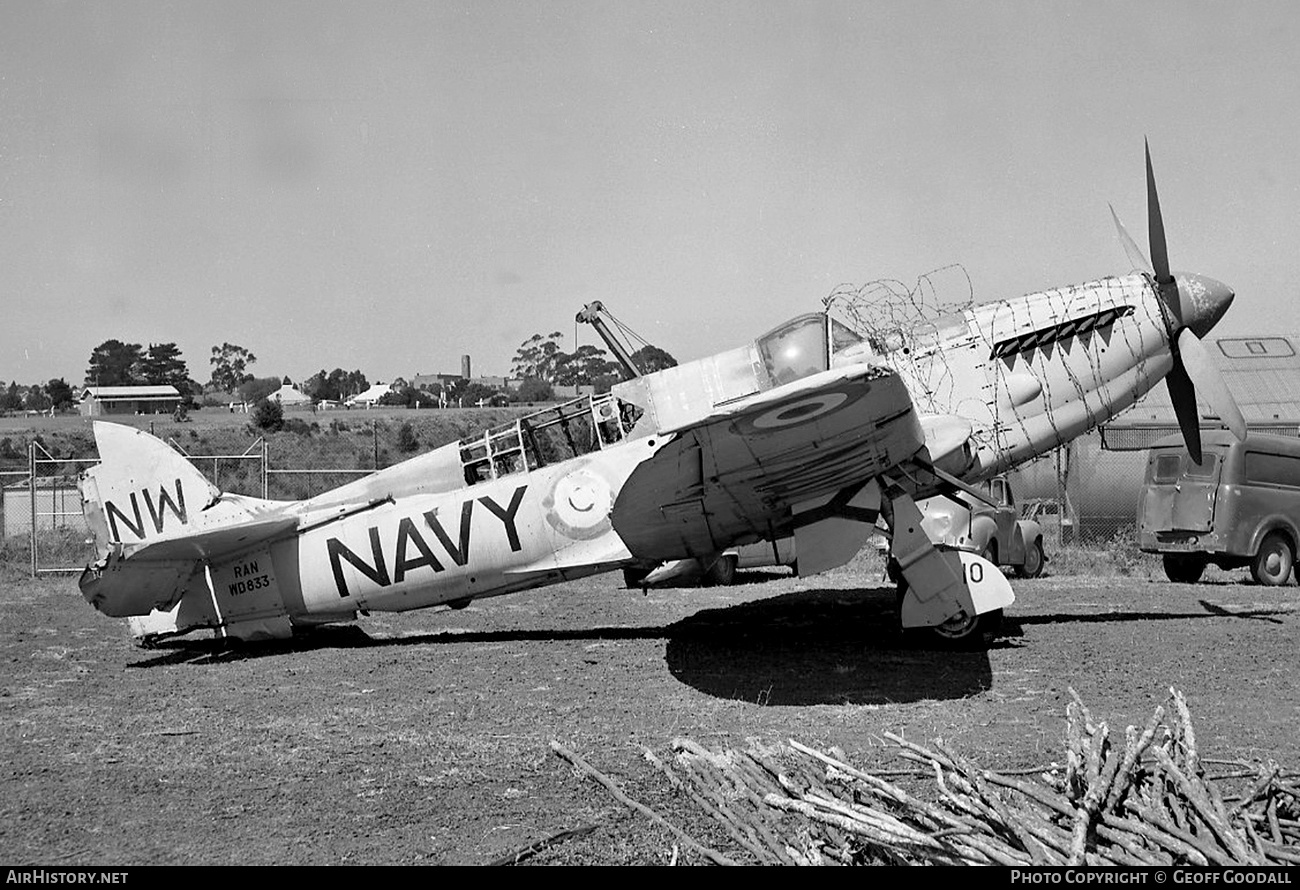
[80,385,182,416]
[273,384,312,407]
[345,382,396,408]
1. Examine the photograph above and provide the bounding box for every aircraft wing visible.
[611,363,926,562]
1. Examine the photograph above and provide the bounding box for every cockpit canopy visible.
[608,310,882,436]
[756,312,869,386]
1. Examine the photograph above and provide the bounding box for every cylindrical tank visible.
[1007,436,1148,541]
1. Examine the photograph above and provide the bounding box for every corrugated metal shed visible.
[1108,334,1300,430]
[81,385,181,399]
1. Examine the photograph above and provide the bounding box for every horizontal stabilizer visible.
[123,515,300,563]
[80,515,299,619]
[80,551,198,618]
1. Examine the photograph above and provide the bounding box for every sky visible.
[3,1,1299,388]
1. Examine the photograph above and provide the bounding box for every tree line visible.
[2,339,257,413]
[510,333,677,392]
[372,335,678,410]
[3,332,679,416]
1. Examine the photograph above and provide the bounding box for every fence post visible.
[373,424,379,470]
[262,438,269,499]
[29,441,37,578]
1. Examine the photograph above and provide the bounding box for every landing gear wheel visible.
[927,609,1003,648]
[1163,553,1206,584]
[623,566,650,589]
[1251,532,1295,586]
[895,579,1002,649]
[705,554,738,586]
[1016,539,1045,579]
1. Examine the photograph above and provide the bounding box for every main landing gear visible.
[880,476,1015,648]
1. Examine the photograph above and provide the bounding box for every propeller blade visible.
[1146,139,1172,286]
[1178,328,1248,441]
[1109,203,1152,273]
[1166,356,1203,465]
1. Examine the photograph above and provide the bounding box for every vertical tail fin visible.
[80,422,219,556]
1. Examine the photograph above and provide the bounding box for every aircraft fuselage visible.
[883,272,1178,478]
[288,435,666,616]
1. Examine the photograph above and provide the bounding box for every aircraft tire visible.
[925,609,1003,648]
[895,580,1002,649]
[623,567,650,589]
[705,554,738,586]
[1162,553,1206,584]
[1251,532,1295,587]
[1016,539,1046,578]
[980,541,998,566]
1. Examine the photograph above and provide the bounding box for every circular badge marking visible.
[543,466,615,540]
[749,392,850,430]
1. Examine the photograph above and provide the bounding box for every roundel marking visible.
[750,391,850,430]
[543,466,615,541]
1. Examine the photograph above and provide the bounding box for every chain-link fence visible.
[1006,437,1149,554]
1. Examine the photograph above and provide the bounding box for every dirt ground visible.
[2,555,1298,866]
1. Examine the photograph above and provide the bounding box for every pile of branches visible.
[558,688,1300,865]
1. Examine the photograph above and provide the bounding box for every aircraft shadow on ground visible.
[660,587,997,706]
[125,589,1293,691]
[129,586,1000,706]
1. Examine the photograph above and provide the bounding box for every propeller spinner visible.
[1111,142,1245,463]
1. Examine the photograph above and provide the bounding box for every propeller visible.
[1110,141,1246,464]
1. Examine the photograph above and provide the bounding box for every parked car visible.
[909,475,1047,578]
[1138,431,1300,585]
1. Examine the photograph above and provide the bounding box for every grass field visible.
[3,550,1298,865]
[0,403,528,439]
[0,405,531,473]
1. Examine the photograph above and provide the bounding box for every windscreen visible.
[756,313,829,386]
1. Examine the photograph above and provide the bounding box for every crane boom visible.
[575,301,641,379]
